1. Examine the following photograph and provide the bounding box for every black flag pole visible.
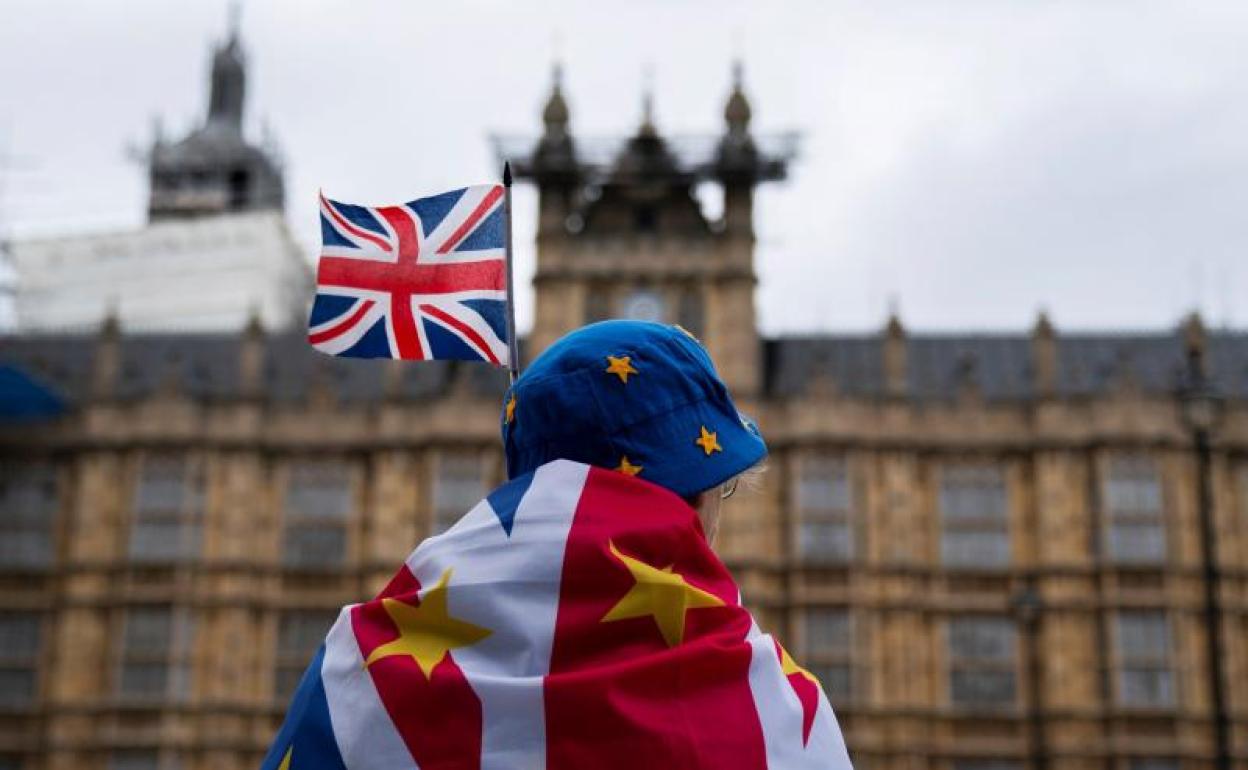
[502,161,520,383]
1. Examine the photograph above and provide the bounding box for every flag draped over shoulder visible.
[260,460,853,770]
[309,185,509,365]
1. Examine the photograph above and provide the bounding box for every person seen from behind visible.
[261,320,854,769]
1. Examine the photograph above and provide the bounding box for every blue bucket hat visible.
[501,320,767,498]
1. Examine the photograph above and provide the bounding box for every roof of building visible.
[0,364,66,420]
[2,329,1245,413]
[149,120,271,170]
[0,331,511,408]
[764,330,1248,401]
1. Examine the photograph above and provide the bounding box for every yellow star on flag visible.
[601,540,724,647]
[605,355,639,384]
[505,394,517,424]
[615,456,643,476]
[277,747,292,770]
[779,643,820,688]
[695,425,722,455]
[363,568,491,679]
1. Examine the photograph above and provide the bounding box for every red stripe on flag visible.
[419,303,501,365]
[376,562,421,599]
[388,293,423,360]
[544,468,767,768]
[375,207,423,360]
[316,256,505,296]
[774,639,821,746]
[350,566,484,768]
[436,186,503,254]
[307,299,374,345]
[322,195,392,253]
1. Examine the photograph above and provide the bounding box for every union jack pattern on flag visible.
[260,460,853,770]
[308,185,510,366]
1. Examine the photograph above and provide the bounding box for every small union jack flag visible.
[308,185,509,365]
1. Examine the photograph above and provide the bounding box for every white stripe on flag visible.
[322,609,421,770]
[309,298,388,357]
[421,185,500,260]
[403,459,589,770]
[745,620,854,770]
[418,298,509,365]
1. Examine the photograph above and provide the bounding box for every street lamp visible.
[1178,349,1230,770]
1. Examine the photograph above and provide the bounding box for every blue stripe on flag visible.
[423,317,487,362]
[328,200,387,236]
[260,645,349,770]
[408,188,467,239]
[319,214,357,249]
[461,299,507,344]
[338,318,392,359]
[486,470,535,535]
[308,294,357,328]
[451,206,504,252]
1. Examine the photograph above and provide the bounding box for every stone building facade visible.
[2,63,1247,770]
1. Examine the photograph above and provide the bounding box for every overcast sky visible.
[2,0,1246,334]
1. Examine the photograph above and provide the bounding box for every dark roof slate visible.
[764,335,883,398]
[0,335,95,403]
[3,330,1246,410]
[764,330,1248,401]
[0,332,512,408]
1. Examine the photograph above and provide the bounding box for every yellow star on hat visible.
[601,540,724,647]
[615,455,643,476]
[695,425,722,455]
[505,394,516,424]
[605,355,639,384]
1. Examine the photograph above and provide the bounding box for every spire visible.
[715,60,760,186]
[207,4,246,129]
[638,65,657,139]
[716,60,761,234]
[883,305,907,398]
[529,60,577,204]
[612,69,676,182]
[724,60,751,134]
[227,0,242,42]
[541,62,569,137]
[1031,308,1057,398]
[240,304,266,398]
[1183,310,1208,378]
[92,306,121,400]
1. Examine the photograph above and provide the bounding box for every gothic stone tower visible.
[509,65,792,396]
[146,14,285,220]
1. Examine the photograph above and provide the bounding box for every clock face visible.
[622,290,665,322]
